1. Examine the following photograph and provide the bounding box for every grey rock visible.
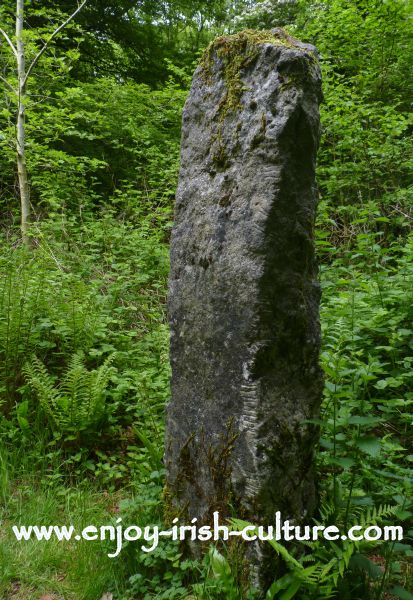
[165,29,323,586]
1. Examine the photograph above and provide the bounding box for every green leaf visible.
[349,553,382,580]
[209,547,231,579]
[330,457,356,469]
[347,416,383,426]
[230,518,303,569]
[354,436,381,457]
[280,579,301,600]
[265,574,296,599]
[17,415,30,431]
[319,437,334,450]
[389,586,413,600]
[16,400,29,418]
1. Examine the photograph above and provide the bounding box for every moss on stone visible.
[165,420,240,525]
[200,28,307,119]
[211,134,230,170]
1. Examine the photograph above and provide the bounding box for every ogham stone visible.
[165,28,323,583]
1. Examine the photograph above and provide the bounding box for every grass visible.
[0,456,127,599]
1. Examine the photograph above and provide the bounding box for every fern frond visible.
[24,353,114,434]
[23,357,62,426]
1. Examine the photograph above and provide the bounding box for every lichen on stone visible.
[200,28,312,118]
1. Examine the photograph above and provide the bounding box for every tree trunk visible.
[16,0,30,246]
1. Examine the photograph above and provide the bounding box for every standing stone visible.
[165,28,323,583]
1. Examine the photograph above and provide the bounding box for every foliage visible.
[0,247,112,413]
[235,0,412,234]
[24,352,115,435]
[0,475,128,599]
[0,75,184,228]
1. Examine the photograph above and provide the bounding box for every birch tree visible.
[0,0,87,245]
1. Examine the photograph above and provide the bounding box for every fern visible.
[233,501,400,599]
[23,353,115,434]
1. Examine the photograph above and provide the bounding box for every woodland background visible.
[0,0,412,598]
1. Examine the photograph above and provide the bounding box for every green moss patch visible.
[201,29,301,117]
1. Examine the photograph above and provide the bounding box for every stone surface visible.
[165,28,323,581]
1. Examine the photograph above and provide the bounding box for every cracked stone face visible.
[165,29,323,586]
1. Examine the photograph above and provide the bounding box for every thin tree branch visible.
[0,74,16,93]
[0,28,18,58]
[24,0,88,86]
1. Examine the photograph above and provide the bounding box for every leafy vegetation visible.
[0,0,411,598]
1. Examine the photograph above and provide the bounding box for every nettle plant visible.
[313,219,413,598]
